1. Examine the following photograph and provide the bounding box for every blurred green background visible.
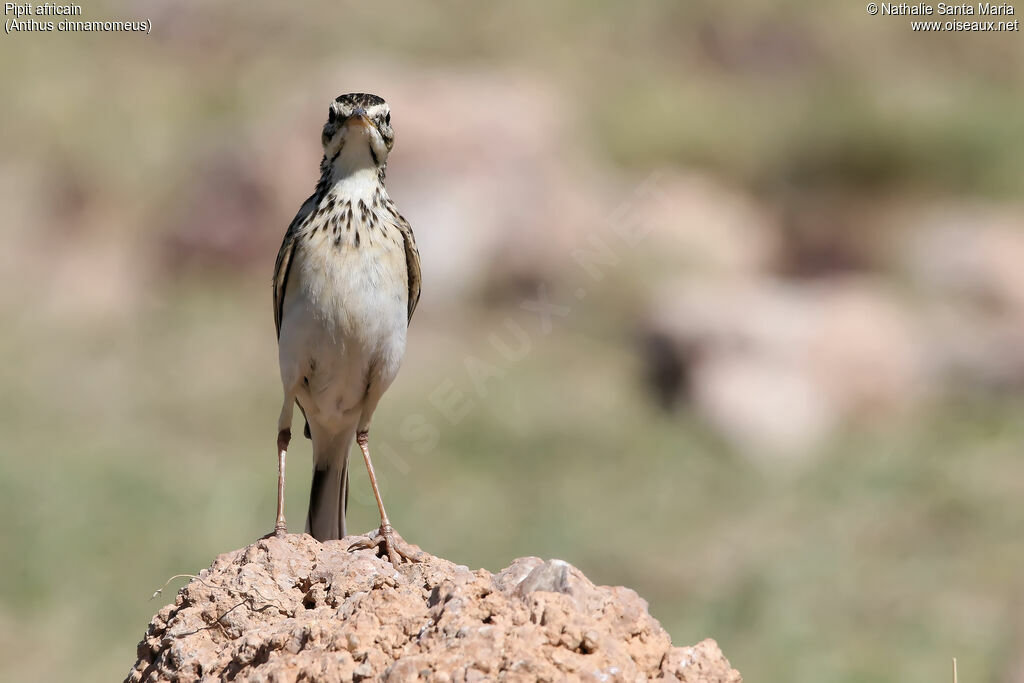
[3,2,1024,681]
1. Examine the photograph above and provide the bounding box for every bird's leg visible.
[275,428,290,536]
[348,430,421,563]
[357,431,391,529]
[269,391,298,538]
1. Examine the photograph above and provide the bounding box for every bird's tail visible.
[305,427,354,541]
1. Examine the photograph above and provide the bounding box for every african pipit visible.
[272,93,421,563]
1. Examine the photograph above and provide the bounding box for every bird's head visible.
[321,93,394,173]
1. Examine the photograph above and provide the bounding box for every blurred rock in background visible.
[901,202,1024,394]
[641,276,928,458]
[627,170,782,276]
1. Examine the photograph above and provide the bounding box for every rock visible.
[625,170,781,276]
[642,276,928,457]
[126,535,741,682]
[898,203,1024,392]
[900,203,1024,317]
[806,282,927,416]
[921,306,1024,393]
[692,352,839,461]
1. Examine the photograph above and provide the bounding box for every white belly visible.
[278,226,408,430]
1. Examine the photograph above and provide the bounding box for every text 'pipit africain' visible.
[272,93,421,563]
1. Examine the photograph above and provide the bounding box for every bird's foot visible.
[348,524,422,564]
[258,523,288,541]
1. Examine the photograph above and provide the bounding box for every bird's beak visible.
[344,107,372,131]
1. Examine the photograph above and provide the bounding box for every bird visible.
[271,92,421,564]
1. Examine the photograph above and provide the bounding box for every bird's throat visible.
[325,166,384,204]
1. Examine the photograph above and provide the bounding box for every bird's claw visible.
[348,524,422,564]
[258,524,288,541]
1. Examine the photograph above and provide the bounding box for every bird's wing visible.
[273,193,318,339]
[395,213,421,323]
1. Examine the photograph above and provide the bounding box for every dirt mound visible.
[127,534,741,682]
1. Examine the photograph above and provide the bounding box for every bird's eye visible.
[384,112,391,125]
